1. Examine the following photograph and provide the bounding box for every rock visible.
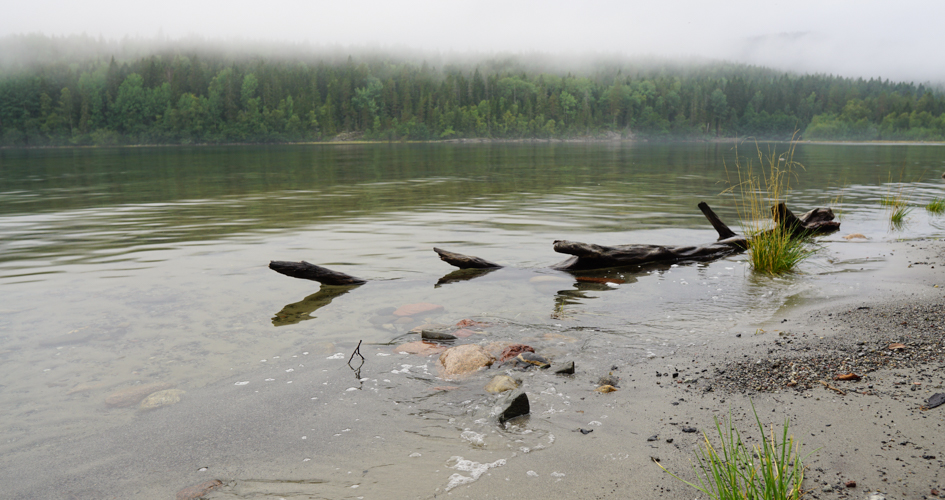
[498,390,530,423]
[139,389,185,410]
[926,392,945,409]
[484,375,519,394]
[393,302,444,317]
[867,493,886,500]
[845,480,857,488]
[579,428,593,434]
[394,341,447,356]
[595,385,617,393]
[681,426,698,433]
[438,344,495,378]
[105,382,174,408]
[452,328,478,338]
[176,479,223,500]
[498,344,535,362]
[456,319,489,328]
[421,329,457,342]
[647,435,658,442]
[553,361,575,375]
[512,352,550,369]
[598,373,619,387]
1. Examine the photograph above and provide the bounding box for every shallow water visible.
[0,142,943,497]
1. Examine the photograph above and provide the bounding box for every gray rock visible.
[421,329,457,342]
[553,361,575,375]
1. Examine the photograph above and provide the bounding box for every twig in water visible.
[348,340,365,381]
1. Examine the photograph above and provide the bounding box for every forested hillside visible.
[1,35,943,146]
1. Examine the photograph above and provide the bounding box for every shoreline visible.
[3,136,945,151]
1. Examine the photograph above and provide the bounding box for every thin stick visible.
[819,379,846,396]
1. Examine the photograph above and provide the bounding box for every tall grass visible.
[658,403,810,500]
[726,141,814,274]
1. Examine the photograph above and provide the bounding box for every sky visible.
[2,0,943,83]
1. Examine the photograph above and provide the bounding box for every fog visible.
[2,0,942,83]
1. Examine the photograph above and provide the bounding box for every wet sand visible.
[2,239,943,500]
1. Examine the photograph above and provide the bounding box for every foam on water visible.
[444,456,507,491]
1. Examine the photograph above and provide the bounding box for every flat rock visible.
[393,302,444,317]
[394,341,447,356]
[438,344,495,378]
[176,479,223,500]
[105,382,174,408]
[139,389,186,410]
[498,344,535,362]
[485,375,519,394]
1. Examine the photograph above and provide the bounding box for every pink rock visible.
[393,302,444,317]
[438,344,495,378]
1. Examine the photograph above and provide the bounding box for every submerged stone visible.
[393,302,444,317]
[139,389,186,410]
[176,479,223,500]
[438,344,495,378]
[485,375,519,394]
[104,382,174,408]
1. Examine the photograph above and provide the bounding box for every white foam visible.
[460,431,485,446]
[234,381,249,386]
[445,456,506,491]
[327,353,345,359]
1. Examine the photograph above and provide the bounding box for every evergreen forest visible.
[1,35,944,146]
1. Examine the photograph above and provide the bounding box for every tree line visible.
[1,39,944,146]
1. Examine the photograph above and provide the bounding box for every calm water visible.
[1,142,944,498]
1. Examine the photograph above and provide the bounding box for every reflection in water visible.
[271,284,362,326]
[435,267,500,287]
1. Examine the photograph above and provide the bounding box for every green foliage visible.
[926,197,945,214]
[1,35,943,146]
[728,142,816,274]
[658,403,810,500]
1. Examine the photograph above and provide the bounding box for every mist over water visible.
[1,0,943,84]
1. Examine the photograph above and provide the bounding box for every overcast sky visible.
[3,0,942,83]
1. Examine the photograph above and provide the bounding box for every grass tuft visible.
[926,197,945,214]
[658,402,811,500]
[725,140,814,274]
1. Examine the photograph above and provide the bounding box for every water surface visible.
[1,142,943,498]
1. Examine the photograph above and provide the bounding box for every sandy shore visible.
[456,238,944,500]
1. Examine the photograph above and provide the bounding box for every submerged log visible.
[268,261,367,286]
[433,247,502,269]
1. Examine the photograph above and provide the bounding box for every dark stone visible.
[513,352,550,369]
[927,393,945,409]
[421,330,457,342]
[666,438,674,444]
[647,435,658,442]
[682,426,698,433]
[553,361,575,375]
[579,428,593,435]
[498,390,530,423]
[922,454,937,460]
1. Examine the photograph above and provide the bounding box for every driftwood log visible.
[269,260,367,286]
[269,201,839,281]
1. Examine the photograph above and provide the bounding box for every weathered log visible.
[268,260,367,286]
[774,203,840,237]
[550,238,745,271]
[698,201,738,240]
[433,247,502,269]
